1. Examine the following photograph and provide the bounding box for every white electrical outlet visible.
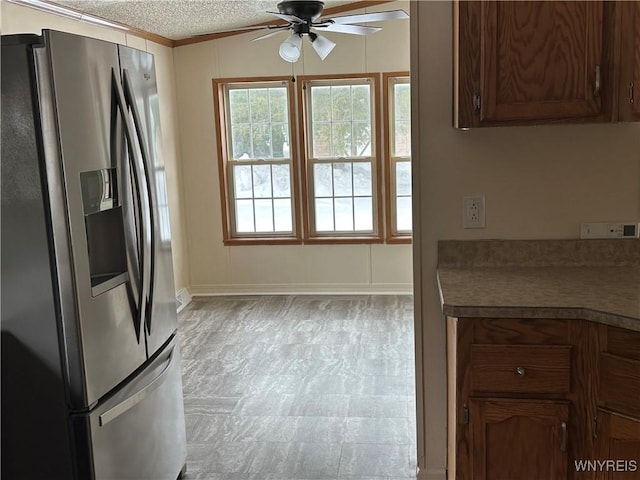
[463,195,485,229]
[580,222,639,239]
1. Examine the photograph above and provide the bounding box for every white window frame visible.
[299,74,382,243]
[213,77,301,245]
[384,72,412,242]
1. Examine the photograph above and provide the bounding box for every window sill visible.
[223,237,302,246]
[386,236,412,245]
[303,236,384,245]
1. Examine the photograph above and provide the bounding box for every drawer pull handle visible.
[515,367,526,377]
[560,421,567,452]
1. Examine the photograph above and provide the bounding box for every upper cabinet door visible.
[480,1,603,122]
[618,1,640,121]
[454,1,616,127]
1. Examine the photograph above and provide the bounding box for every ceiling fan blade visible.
[315,23,382,35]
[252,27,290,41]
[266,11,305,24]
[323,9,409,25]
[192,25,274,37]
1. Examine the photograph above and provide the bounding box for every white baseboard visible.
[189,282,413,296]
[175,288,192,313]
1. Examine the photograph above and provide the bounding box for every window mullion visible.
[351,161,356,230]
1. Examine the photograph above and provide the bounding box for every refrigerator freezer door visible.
[43,30,147,407]
[118,46,179,356]
[84,337,187,480]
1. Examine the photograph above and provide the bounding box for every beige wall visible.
[1,2,190,294]
[411,2,640,479]
[173,1,413,295]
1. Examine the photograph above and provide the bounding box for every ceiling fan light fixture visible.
[279,33,302,62]
[309,32,336,61]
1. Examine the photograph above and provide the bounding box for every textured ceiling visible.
[53,0,360,40]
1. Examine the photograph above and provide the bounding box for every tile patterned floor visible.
[178,295,417,480]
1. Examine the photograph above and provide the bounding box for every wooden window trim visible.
[383,71,412,244]
[212,76,303,245]
[297,73,383,244]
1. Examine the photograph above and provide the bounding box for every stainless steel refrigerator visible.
[1,30,187,480]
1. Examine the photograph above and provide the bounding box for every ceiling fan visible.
[203,1,409,63]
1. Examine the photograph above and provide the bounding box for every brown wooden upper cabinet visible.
[618,1,640,121]
[454,1,639,127]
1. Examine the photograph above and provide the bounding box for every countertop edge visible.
[441,304,640,333]
[437,268,640,333]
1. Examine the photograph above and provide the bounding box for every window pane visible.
[394,84,410,121]
[310,82,373,160]
[331,85,351,121]
[233,165,252,199]
[353,122,371,157]
[396,161,412,196]
[272,164,291,198]
[271,124,289,158]
[314,163,333,197]
[394,121,411,157]
[273,198,292,231]
[333,162,352,196]
[332,122,351,157]
[229,89,249,124]
[252,124,270,158]
[313,123,332,158]
[231,124,250,160]
[334,197,354,231]
[354,197,373,231]
[353,162,372,196]
[396,196,412,231]
[249,89,269,123]
[254,199,273,232]
[252,164,272,198]
[352,85,371,121]
[315,198,334,231]
[236,199,254,233]
[269,88,287,123]
[312,86,331,122]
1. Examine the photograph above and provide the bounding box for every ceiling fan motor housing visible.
[277,0,325,21]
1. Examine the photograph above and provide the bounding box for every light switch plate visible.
[580,222,639,239]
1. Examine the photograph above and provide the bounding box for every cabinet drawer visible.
[599,353,640,418]
[471,345,571,394]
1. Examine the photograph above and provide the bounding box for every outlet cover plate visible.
[463,195,485,229]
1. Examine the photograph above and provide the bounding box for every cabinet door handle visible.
[515,366,526,377]
[629,82,634,105]
[593,65,601,97]
[560,421,567,452]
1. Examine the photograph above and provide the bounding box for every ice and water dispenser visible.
[80,168,129,296]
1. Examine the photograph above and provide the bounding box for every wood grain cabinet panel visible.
[453,0,640,127]
[471,345,571,394]
[481,1,603,122]
[618,1,640,121]
[470,398,569,480]
[599,353,640,418]
[595,410,640,480]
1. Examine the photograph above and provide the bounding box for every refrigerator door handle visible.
[122,69,156,336]
[98,344,176,426]
[112,68,147,338]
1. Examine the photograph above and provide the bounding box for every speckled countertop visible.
[437,240,640,332]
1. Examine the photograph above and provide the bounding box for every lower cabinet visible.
[470,398,569,480]
[595,411,640,479]
[448,318,640,480]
